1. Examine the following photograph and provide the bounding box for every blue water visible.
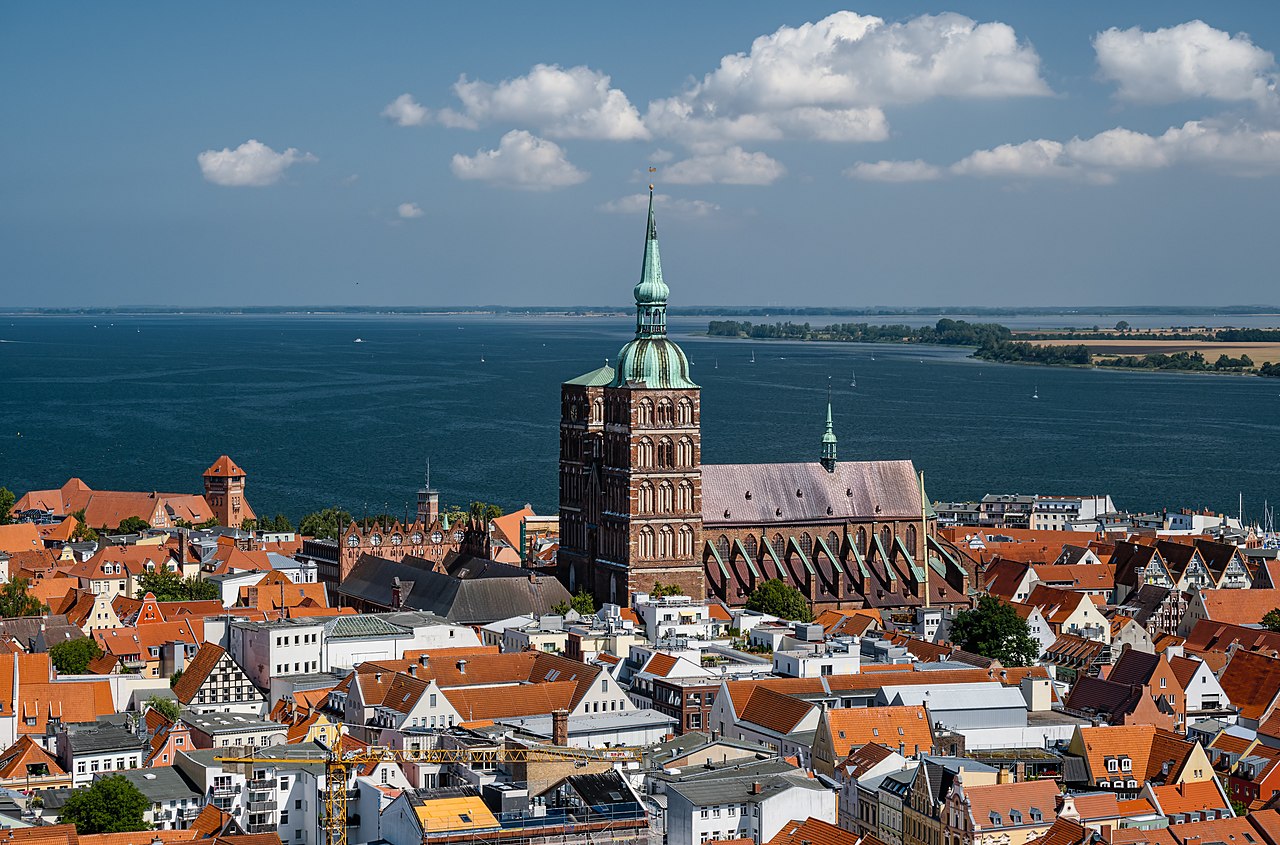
[0,314,1276,522]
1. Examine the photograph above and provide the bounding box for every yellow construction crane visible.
[217,743,643,845]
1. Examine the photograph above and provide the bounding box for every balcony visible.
[247,800,277,812]
[212,784,238,797]
[247,822,276,834]
[248,778,276,790]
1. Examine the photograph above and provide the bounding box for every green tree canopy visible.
[0,487,14,525]
[649,581,681,598]
[948,595,1041,667]
[298,507,353,540]
[553,589,596,617]
[59,774,151,834]
[114,516,151,534]
[49,637,103,675]
[745,579,813,622]
[69,509,99,542]
[145,694,180,722]
[1262,608,1280,632]
[135,568,219,602]
[254,513,294,533]
[0,577,45,618]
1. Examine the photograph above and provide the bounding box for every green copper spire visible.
[821,386,838,472]
[611,184,697,390]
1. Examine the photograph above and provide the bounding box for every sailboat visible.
[1032,385,1040,400]
[750,349,756,364]
[850,367,856,388]
[714,359,719,370]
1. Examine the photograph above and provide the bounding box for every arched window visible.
[637,437,654,467]
[827,531,840,556]
[678,524,694,557]
[638,527,655,559]
[658,525,674,558]
[677,397,693,425]
[592,398,603,423]
[857,527,868,556]
[800,532,813,557]
[658,481,674,513]
[906,524,918,557]
[638,481,654,514]
[638,398,654,426]
[678,437,694,467]
[744,535,758,560]
[880,526,893,554]
[771,533,784,562]
[657,399,674,426]
[657,437,675,468]
[677,480,693,512]
[717,534,731,560]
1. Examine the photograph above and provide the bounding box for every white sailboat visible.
[1032,385,1040,400]
[850,367,856,388]
[750,349,756,364]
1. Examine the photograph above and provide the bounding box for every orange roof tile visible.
[0,524,42,555]
[965,779,1061,831]
[823,705,933,758]
[204,455,246,477]
[1198,589,1280,627]
[642,652,680,678]
[1167,817,1264,845]
[1076,725,1197,784]
[0,736,66,780]
[738,686,816,735]
[1149,780,1228,816]
[1218,651,1280,721]
[443,680,577,721]
[172,641,227,704]
[765,817,861,845]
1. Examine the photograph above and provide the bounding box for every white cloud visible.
[397,202,424,219]
[382,93,431,126]
[197,139,316,187]
[845,159,943,182]
[598,193,720,217]
[649,149,675,163]
[1095,20,1276,103]
[450,130,588,190]
[663,147,787,185]
[439,64,648,141]
[647,11,1048,145]
[948,120,1280,182]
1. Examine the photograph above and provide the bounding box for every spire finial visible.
[821,381,838,472]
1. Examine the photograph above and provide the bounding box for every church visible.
[557,189,970,613]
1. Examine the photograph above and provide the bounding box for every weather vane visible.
[649,165,656,191]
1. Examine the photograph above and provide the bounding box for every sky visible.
[4,2,1280,308]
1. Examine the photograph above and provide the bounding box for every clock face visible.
[410,532,423,544]
[391,533,403,546]
[370,534,383,547]
[452,531,465,543]
[346,534,360,548]
[431,531,443,544]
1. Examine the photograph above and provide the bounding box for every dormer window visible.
[1029,808,1042,822]
[1120,757,1132,772]
[989,812,1001,827]
[1106,757,1119,773]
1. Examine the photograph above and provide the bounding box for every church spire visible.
[821,385,838,472]
[633,184,670,339]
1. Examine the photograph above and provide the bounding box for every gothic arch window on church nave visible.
[799,532,813,558]
[827,531,839,556]
[857,526,868,557]
[880,525,893,553]
[658,481,674,513]
[592,397,603,423]
[638,398,654,426]
[716,534,731,561]
[677,479,693,512]
[906,524,918,557]
[677,436,694,466]
[678,524,694,556]
[658,524,674,558]
[638,437,654,467]
[744,534,758,560]
[656,398,674,426]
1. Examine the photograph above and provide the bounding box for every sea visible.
[1,313,1277,525]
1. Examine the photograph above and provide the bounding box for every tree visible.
[298,507,353,540]
[49,637,103,675]
[115,516,151,534]
[0,577,45,618]
[553,589,596,617]
[948,595,1041,667]
[169,669,183,688]
[254,513,293,533]
[59,774,150,834]
[1115,320,1130,333]
[744,579,813,622]
[145,694,180,722]
[195,516,219,530]
[136,568,219,602]
[0,487,14,525]
[1262,608,1280,632]
[650,581,681,598]
[469,501,504,522]
[70,509,98,542]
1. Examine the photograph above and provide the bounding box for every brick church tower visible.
[559,188,705,607]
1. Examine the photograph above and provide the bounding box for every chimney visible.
[551,709,569,746]
[408,665,417,678]
[749,782,763,795]
[456,659,467,675]
[997,766,1013,785]
[418,654,429,668]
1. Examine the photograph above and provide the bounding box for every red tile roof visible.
[823,705,933,757]
[1218,650,1280,722]
[204,455,246,477]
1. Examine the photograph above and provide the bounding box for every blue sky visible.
[4,2,1280,307]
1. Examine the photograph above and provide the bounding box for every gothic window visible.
[638,399,654,426]
[827,531,839,556]
[717,535,731,560]
[657,399,674,426]
[880,526,893,554]
[678,524,694,557]
[906,524,918,558]
[638,482,654,514]
[857,527,868,556]
[678,436,694,466]
[638,437,654,467]
[677,480,693,512]
[658,525,674,558]
[638,527,655,559]
[800,532,813,558]
[744,535,758,559]
[657,437,675,468]
[658,481,674,513]
[677,397,693,425]
[592,398,603,423]
[771,533,784,559]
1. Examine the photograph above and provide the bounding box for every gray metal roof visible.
[701,459,924,527]
[496,709,676,737]
[108,766,203,803]
[66,723,145,755]
[667,770,827,806]
[180,710,284,736]
[324,614,410,640]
